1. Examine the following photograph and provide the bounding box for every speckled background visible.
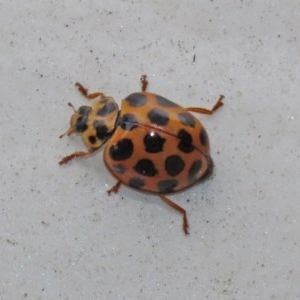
[1,1,299,299]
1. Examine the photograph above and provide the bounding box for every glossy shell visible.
[103,92,212,194]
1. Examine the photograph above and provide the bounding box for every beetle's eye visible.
[75,116,88,132]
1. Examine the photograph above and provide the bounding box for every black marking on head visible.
[165,155,185,176]
[125,93,147,107]
[93,120,110,140]
[177,129,194,153]
[119,113,138,131]
[128,177,145,189]
[200,128,209,146]
[78,105,92,115]
[134,159,158,177]
[89,135,97,144]
[75,116,88,132]
[178,112,196,128]
[188,160,202,182]
[75,106,92,133]
[109,138,134,161]
[147,108,169,126]
[112,164,126,174]
[157,179,178,193]
[97,102,118,117]
[156,95,178,107]
[143,132,166,153]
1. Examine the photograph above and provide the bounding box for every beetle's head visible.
[59,103,92,138]
[60,98,119,150]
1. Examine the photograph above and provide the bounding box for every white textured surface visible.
[1,1,300,299]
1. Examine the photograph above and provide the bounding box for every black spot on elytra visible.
[134,159,158,177]
[143,132,166,153]
[165,155,185,176]
[109,138,134,161]
[97,102,118,116]
[93,120,110,140]
[178,112,196,128]
[112,164,126,174]
[177,129,194,153]
[156,95,179,107]
[119,113,138,131]
[128,177,145,189]
[157,179,178,193]
[147,108,169,126]
[201,156,214,180]
[200,128,209,146]
[188,160,202,182]
[125,93,147,107]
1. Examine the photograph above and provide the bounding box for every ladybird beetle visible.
[59,75,223,234]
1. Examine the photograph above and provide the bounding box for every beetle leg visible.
[107,181,122,195]
[159,195,189,235]
[140,74,148,92]
[187,95,224,115]
[59,149,95,165]
[75,82,107,100]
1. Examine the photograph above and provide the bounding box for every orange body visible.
[59,76,223,234]
[104,92,212,194]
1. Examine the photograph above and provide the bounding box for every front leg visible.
[75,82,107,100]
[59,148,95,165]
